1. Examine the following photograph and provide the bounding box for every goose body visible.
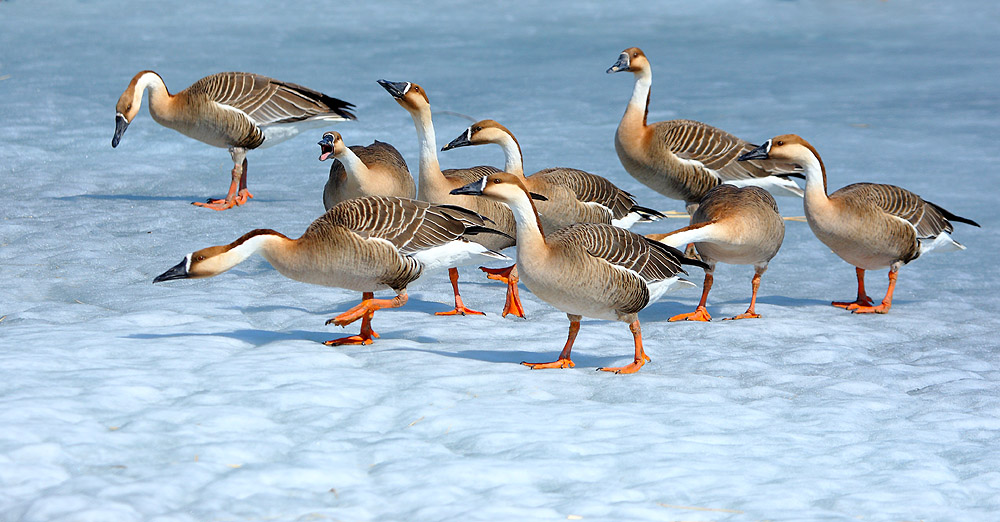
[452,173,705,374]
[318,131,416,209]
[153,196,508,344]
[379,80,523,317]
[442,119,664,232]
[114,70,355,210]
[738,134,979,314]
[648,184,784,321]
[607,48,803,212]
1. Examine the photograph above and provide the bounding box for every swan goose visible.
[738,134,979,314]
[153,196,509,345]
[647,184,785,321]
[441,118,665,231]
[607,47,803,214]
[378,80,525,318]
[317,131,416,209]
[452,172,706,374]
[114,70,355,210]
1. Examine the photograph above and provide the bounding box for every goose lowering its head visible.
[114,71,355,210]
[607,47,803,214]
[154,196,509,345]
[452,173,706,374]
[738,134,979,314]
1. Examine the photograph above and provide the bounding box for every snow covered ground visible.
[2,1,999,520]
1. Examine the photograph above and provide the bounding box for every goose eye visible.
[473,126,481,133]
[195,255,205,262]
[632,52,638,57]
[493,178,501,184]
[776,140,784,146]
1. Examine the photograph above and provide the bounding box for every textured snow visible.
[2,0,999,520]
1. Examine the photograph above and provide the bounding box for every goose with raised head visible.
[452,172,706,374]
[442,119,665,231]
[153,196,510,345]
[607,47,803,214]
[378,80,525,318]
[647,184,785,321]
[317,131,415,209]
[738,134,979,314]
[114,71,355,210]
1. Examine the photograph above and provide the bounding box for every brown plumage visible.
[451,172,705,374]
[441,119,664,232]
[113,70,355,210]
[648,184,785,321]
[152,196,507,345]
[737,134,979,314]
[319,131,415,209]
[607,47,803,212]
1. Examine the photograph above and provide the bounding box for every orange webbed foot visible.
[192,198,240,211]
[851,303,891,314]
[724,312,761,321]
[324,334,376,346]
[597,359,647,374]
[435,304,486,316]
[521,358,575,370]
[669,306,711,322]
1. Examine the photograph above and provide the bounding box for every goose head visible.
[113,70,156,148]
[153,245,232,283]
[317,131,346,161]
[450,172,547,202]
[442,119,515,151]
[607,47,650,75]
[377,79,430,113]
[738,134,819,173]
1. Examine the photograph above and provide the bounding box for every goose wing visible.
[442,165,501,185]
[192,72,355,126]
[531,168,639,220]
[835,183,973,238]
[662,120,802,180]
[551,223,691,283]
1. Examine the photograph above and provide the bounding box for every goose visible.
[317,131,416,209]
[451,172,706,374]
[738,134,979,314]
[607,47,803,215]
[647,184,785,321]
[113,70,355,210]
[378,80,524,318]
[441,119,665,231]
[153,196,510,345]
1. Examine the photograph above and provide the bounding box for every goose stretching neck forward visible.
[607,47,803,214]
[114,70,355,210]
[648,184,785,321]
[442,118,665,231]
[153,196,509,345]
[379,79,525,318]
[452,172,706,374]
[738,134,979,314]
[318,131,415,209]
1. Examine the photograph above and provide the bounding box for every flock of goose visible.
[114,47,979,374]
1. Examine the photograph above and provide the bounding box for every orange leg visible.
[598,320,649,374]
[325,292,382,346]
[480,264,526,319]
[435,268,486,316]
[328,292,408,328]
[670,272,713,322]
[832,267,875,309]
[852,269,897,314]
[194,155,253,210]
[725,272,763,320]
[522,318,579,369]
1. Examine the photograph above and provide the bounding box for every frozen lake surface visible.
[1,1,999,520]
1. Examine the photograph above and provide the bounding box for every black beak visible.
[377,79,409,99]
[607,53,630,74]
[442,128,472,151]
[737,141,771,162]
[318,135,334,161]
[153,258,190,283]
[450,177,487,196]
[776,172,806,180]
[530,192,548,201]
[112,113,129,148]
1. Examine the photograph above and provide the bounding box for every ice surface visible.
[2,0,999,520]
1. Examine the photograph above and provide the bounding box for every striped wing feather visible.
[532,168,638,220]
[835,183,956,238]
[662,120,802,180]
[551,223,687,283]
[192,72,355,126]
[442,165,501,185]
